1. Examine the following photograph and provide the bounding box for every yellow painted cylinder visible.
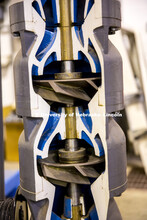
[59,0,73,61]
[65,106,77,139]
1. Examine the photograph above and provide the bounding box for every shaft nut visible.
[58,147,87,164]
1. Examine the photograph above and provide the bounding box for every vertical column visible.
[0,34,5,200]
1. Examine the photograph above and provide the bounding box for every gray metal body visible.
[9,0,127,219]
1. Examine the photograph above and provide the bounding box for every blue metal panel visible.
[64,197,72,218]
[32,1,42,17]
[38,110,61,152]
[89,206,99,220]
[86,0,94,17]
[52,0,58,24]
[44,52,57,67]
[73,0,78,23]
[94,134,104,156]
[36,30,57,62]
[32,64,38,76]
[5,169,20,197]
[78,107,93,133]
[81,131,94,147]
[51,212,62,220]
[75,27,84,46]
[41,0,47,6]
[88,39,101,73]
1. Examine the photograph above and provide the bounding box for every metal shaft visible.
[59,2,81,219]
[65,106,77,140]
[59,0,73,61]
[59,0,77,149]
[68,183,81,220]
[68,183,80,206]
[65,139,79,152]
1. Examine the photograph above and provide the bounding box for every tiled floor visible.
[116,188,147,220]
[116,166,147,220]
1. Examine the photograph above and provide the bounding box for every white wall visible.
[1,2,20,108]
[121,0,147,30]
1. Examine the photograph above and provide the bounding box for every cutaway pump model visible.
[9,0,127,219]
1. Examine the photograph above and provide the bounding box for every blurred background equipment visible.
[0,0,21,203]
[0,0,5,202]
[110,0,147,175]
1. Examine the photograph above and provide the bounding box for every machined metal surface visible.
[34,85,75,105]
[67,183,80,206]
[71,205,81,220]
[61,61,75,73]
[58,3,86,215]
[38,151,105,168]
[41,165,90,185]
[33,77,100,104]
[58,147,87,164]
[39,148,103,185]
[59,0,73,61]
[55,71,82,80]
[55,61,82,80]
[65,107,77,140]
[75,165,100,178]
[65,139,79,152]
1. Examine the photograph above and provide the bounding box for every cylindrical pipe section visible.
[68,183,80,206]
[59,0,73,61]
[59,3,82,219]
[72,206,81,220]
[61,60,74,73]
[65,106,77,139]
[68,183,81,220]
[65,139,79,151]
